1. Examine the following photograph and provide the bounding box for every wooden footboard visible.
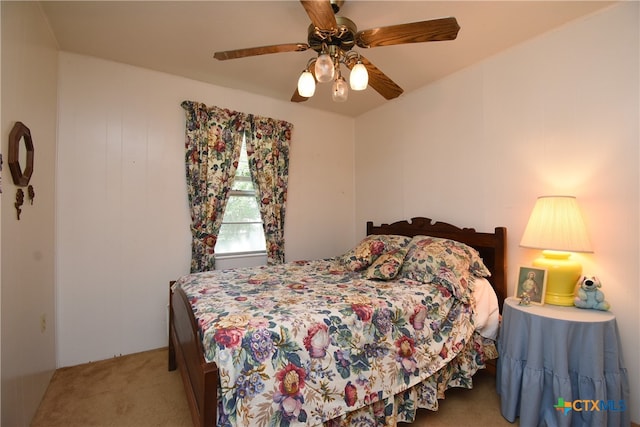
[169,282,218,427]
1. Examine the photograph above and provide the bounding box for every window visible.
[214,137,266,255]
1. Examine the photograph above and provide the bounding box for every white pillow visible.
[472,277,500,340]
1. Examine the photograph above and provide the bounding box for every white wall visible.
[55,53,355,367]
[1,2,58,426]
[355,3,639,423]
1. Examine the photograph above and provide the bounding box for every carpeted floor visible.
[32,347,515,426]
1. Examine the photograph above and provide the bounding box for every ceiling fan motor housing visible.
[307,16,357,53]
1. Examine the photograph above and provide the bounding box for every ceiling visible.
[40,1,615,117]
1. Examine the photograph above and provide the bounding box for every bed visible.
[168,217,507,427]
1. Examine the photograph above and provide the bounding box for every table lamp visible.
[520,196,593,306]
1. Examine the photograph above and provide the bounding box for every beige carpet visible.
[32,348,515,426]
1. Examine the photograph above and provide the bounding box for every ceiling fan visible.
[214,0,460,103]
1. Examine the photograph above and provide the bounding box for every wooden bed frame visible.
[168,217,507,427]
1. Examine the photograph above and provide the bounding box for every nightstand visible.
[496,297,630,427]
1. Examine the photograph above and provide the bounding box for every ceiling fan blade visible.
[214,43,310,60]
[300,0,337,30]
[348,56,403,100]
[356,17,460,48]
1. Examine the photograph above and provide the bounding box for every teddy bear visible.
[574,276,610,311]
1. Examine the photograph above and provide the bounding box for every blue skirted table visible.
[496,297,630,427]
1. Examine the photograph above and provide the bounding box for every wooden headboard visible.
[366,217,507,311]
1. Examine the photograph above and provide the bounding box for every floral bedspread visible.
[175,258,484,427]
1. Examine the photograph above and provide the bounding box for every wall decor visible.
[15,188,24,220]
[28,185,35,204]
[8,121,34,187]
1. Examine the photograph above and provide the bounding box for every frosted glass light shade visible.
[332,76,348,102]
[520,195,592,306]
[314,54,335,83]
[350,62,368,90]
[297,71,316,97]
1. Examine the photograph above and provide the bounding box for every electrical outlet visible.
[40,314,46,333]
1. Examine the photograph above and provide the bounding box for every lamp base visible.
[533,250,582,306]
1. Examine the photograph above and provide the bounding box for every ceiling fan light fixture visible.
[315,53,335,83]
[332,75,349,102]
[297,70,316,97]
[350,62,368,91]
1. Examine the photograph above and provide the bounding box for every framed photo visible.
[514,266,548,305]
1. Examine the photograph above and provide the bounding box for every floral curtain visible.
[181,101,244,272]
[246,114,293,264]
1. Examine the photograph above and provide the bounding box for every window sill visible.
[214,251,267,270]
[214,251,267,260]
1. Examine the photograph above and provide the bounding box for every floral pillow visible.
[466,247,491,278]
[398,236,490,302]
[340,235,411,271]
[365,248,407,280]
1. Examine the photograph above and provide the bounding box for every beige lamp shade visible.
[520,196,593,253]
